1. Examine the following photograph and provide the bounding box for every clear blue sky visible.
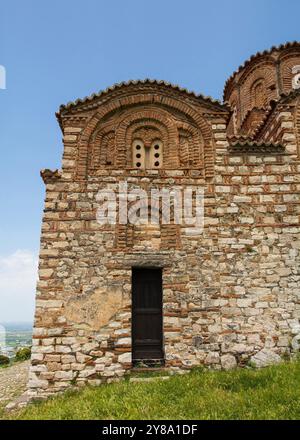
[0,0,299,322]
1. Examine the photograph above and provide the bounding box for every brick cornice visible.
[40,169,62,183]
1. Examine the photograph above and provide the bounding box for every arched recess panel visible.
[177,122,204,168]
[280,54,300,94]
[239,62,277,123]
[88,124,116,173]
[76,93,214,179]
[115,108,177,168]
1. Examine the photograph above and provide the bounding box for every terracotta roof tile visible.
[58,79,229,114]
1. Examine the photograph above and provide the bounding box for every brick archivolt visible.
[115,108,176,168]
[88,121,116,171]
[237,62,277,127]
[280,54,300,94]
[75,93,214,178]
[225,45,300,137]
[177,122,204,168]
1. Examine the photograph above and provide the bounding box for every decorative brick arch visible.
[88,120,116,172]
[176,121,204,168]
[226,88,239,135]
[116,198,180,250]
[75,92,214,179]
[239,61,277,123]
[124,119,169,168]
[279,53,300,94]
[115,108,177,168]
[250,78,267,108]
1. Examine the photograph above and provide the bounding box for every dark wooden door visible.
[132,268,163,362]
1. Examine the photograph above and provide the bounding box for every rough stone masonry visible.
[27,42,300,400]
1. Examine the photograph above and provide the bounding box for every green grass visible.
[5,360,300,420]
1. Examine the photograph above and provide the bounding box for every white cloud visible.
[0,250,38,323]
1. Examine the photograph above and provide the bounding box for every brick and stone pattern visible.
[27,44,300,399]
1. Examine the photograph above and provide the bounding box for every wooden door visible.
[132,268,163,363]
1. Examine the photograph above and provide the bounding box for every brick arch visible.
[250,78,267,108]
[239,61,277,123]
[89,121,116,172]
[116,200,180,250]
[176,121,204,168]
[227,88,239,135]
[126,202,170,225]
[125,119,168,168]
[279,54,300,94]
[75,92,214,179]
[115,108,177,168]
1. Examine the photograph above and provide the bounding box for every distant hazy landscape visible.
[0,322,32,358]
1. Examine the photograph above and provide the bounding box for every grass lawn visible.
[4,360,300,420]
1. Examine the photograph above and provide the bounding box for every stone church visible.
[28,42,300,398]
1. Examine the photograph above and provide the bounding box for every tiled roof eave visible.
[57,79,230,115]
[228,140,285,154]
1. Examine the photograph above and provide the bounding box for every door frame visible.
[131,266,164,366]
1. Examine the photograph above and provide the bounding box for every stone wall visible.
[28,123,300,399]
[27,46,300,399]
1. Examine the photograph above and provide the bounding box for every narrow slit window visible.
[132,139,163,169]
[132,140,145,169]
[149,140,163,169]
